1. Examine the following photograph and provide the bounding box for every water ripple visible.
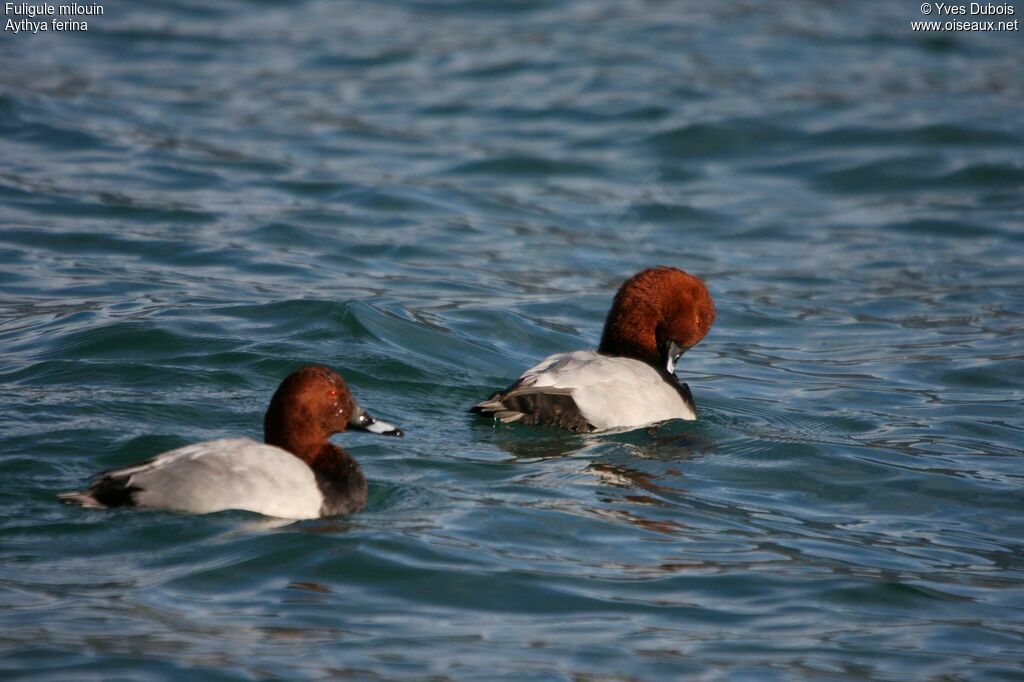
[1,0,1022,678]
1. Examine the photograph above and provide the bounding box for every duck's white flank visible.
[63,438,324,519]
[515,350,697,430]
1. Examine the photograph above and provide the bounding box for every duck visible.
[472,266,715,433]
[58,365,403,519]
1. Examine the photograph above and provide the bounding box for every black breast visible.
[665,374,698,418]
[312,446,368,517]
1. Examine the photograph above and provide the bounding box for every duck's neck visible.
[598,310,660,369]
[264,426,325,465]
[308,443,359,475]
[266,427,367,515]
[264,402,329,463]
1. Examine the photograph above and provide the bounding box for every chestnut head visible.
[263,365,402,457]
[598,267,715,374]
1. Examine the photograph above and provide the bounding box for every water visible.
[2,0,1023,678]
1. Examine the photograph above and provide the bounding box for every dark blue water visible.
[2,1,1023,678]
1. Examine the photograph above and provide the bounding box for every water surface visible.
[2,1,1023,679]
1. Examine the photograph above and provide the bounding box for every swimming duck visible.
[473,266,715,433]
[59,365,402,519]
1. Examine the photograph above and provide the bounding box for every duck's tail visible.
[57,489,108,508]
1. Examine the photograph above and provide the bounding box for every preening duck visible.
[473,266,715,433]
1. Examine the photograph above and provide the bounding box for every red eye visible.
[327,389,338,399]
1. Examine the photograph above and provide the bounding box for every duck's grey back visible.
[118,438,323,519]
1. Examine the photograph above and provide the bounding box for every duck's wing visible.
[58,438,323,519]
[472,352,598,433]
[472,351,697,432]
